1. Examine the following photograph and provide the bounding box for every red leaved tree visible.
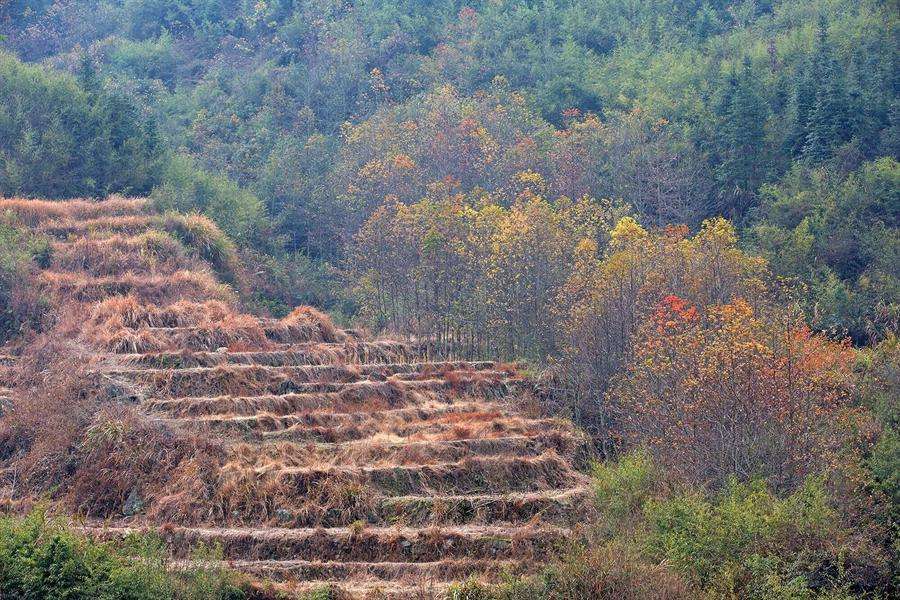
[610,295,856,489]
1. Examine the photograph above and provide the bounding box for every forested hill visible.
[1,0,897,344]
[1,3,899,598]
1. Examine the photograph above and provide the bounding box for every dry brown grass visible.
[38,270,234,305]
[147,452,382,528]
[226,429,581,471]
[92,320,271,354]
[0,196,149,226]
[0,331,226,519]
[68,406,224,517]
[37,214,159,237]
[50,231,196,276]
[35,211,241,282]
[114,341,414,369]
[86,296,234,330]
[83,304,350,355]
[123,364,389,398]
[219,408,568,447]
[269,306,345,344]
[148,379,409,418]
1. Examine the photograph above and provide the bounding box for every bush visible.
[108,32,178,87]
[642,477,862,596]
[152,155,267,248]
[856,336,900,548]
[239,250,347,318]
[0,509,246,600]
[446,541,689,600]
[592,450,658,529]
[609,297,856,490]
[529,452,897,598]
[158,213,241,286]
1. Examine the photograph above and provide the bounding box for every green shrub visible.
[0,509,246,600]
[297,587,339,600]
[643,477,838,594]
[446,542,689,600]
[108,32,177,86]
[592,450,658,529]
[447,578,500,600]
[152,155,267,247]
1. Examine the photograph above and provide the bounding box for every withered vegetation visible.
[0,196,591,598]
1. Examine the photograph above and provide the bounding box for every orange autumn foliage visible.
[610,296,856,489]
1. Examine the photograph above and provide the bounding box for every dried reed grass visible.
[269,307,345,344]
[114,341,413,369]
[87,296,234,330]
[38,270,234,305]
[148,380,409,418]
[0,196,149,226]
[93,319,270,354]
[50,231,196,276]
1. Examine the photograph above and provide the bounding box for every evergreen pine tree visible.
[76,54,101,97]
[789,57,817,156]
[719,56,767,217]
[803,18,851,163]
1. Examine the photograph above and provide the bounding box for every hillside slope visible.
[0,197,592,598]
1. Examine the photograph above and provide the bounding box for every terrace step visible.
[88,524,570,562]
[141,377,511,415]
[255,452,579,497]
[227,432,583,469]
[109,342,417,368]
[164,410,560,444]
[150,392,496,419]
[0,197,150,226]
[122,368,508,399]
[48,237,198,277]
[37,271,229,304]
[97,324,341,352]
[205,557,533,583]
[377,486,593,527]
[37,214,159,237]
[96,324,271,354]
[107,360,495,379]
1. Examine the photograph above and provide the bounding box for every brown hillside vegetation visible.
[0,197,593,598]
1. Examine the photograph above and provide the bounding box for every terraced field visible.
[0,197,593,598]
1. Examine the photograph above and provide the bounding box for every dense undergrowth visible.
[0,509,247,600]
[450,452,896,599]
